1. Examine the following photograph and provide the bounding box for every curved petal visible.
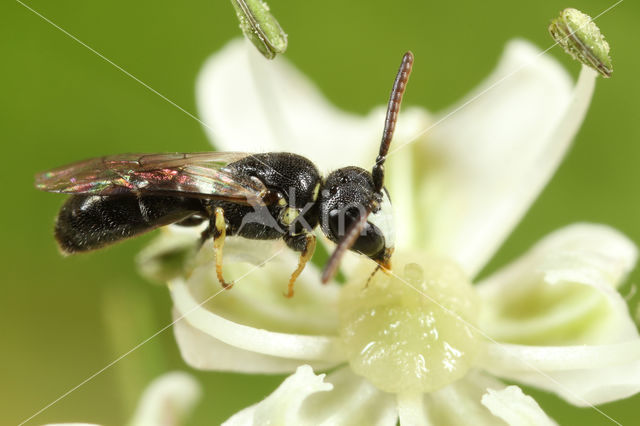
[171,277,343,362]
[301,367,397,425]
[196,39,386,172]
[145,223,343,334]
[129,371,201,426]
[424,371,505,425]
[477,223,638,345]
[169,237,345,364]
[223,365,332,426]
[173,310,340,373]
[397,370,549,425]
[189,236,341,334]
[479,341,640,406]
[476,224,640,406]
[223,366,397,426]
[481,385,557,426]
[388,40,595,276]
[481,340,640,372]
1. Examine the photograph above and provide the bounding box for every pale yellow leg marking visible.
[213,207,233,290]
[285,234,316,298]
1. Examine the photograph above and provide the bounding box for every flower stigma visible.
[338,252,483,393]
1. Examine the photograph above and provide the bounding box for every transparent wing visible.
[35,152,267,204]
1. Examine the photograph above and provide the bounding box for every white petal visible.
[398,370,548,425]
[129,371,201,426]
[173,310,340,373]
[476,224,640,405]
[481,386,557,426]
[388,39,595,276]
[169,238,345,364]
[301,367,397,425]
[396,393,432,426]
[422,371,507,425]
[477,223,638,345]
[481,340,640,372]
[171,280,343,362]
[224,366,397,426]
[479,341,640,406]
[192,237,341,334]
[196,39,384,172]
[223,365,331,426]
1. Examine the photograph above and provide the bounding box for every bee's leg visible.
[283,232,316,298]
[211,207,233,290]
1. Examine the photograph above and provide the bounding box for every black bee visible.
[35,52,414,296]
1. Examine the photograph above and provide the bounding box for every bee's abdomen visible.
[55,194,203,253]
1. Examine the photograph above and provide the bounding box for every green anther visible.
[230,0,288,59]
[549,8,612,78]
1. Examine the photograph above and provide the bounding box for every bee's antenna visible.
[321,52,414,284]
[372,51,414,193]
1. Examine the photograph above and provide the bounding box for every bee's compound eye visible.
[327,207,360,240]
[352,222,385,257]
[327,207,385,257]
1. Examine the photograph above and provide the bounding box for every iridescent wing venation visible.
[35,152,267,203]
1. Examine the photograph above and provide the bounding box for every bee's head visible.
[319,51,412,284]
[319,167,394,267]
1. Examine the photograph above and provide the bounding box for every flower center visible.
[338,253,482,393]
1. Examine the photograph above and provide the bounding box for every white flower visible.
[139,39,640,424]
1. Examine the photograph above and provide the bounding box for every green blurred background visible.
[1,0,639,424]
